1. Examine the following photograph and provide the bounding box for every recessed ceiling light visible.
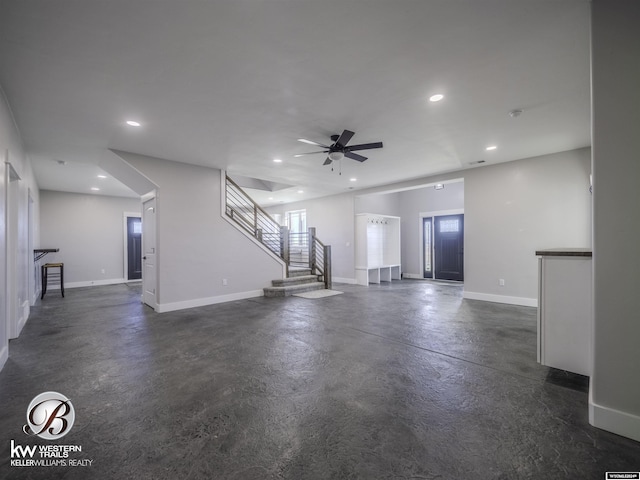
[126,120,141,127]
[268,197,274,200]
[297,190,304,194]
[486,145,497,151]
[273,158,282,163]
[97,174,107,179]
[91,187,100,191]
[350,178,357,182]
[434,184,445,190]
[429,94,444,102]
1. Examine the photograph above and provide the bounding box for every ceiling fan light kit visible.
[296,129,383,166]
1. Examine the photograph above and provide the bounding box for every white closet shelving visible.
[355,213,401,286]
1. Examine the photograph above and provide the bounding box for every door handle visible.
[143,256,147,260]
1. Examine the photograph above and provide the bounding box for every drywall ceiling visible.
[0,1,591,203]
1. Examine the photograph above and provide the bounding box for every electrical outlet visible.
[499,279,505,287]
[222,279,228,286]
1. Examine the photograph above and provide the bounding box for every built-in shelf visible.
[355,213,401,286]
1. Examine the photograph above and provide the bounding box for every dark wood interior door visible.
[434,214,464,281]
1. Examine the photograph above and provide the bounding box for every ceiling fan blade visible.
[344,151,368,162]
[298,138,330,148]
[323,157,332,166]
[334,130,355,148]
[347,141,383,151]
[293,151,328,157]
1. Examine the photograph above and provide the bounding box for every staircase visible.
[224,174,332,297]
[263,268,325,297]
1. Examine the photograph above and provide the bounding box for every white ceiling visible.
[0,1,591,204]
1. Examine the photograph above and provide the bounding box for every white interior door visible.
[142,196,157,310]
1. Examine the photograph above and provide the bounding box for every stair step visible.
[263,282,325,298]
[271,275,319,287]
[288,268,312,277]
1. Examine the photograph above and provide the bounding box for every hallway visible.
[1,280,638,479]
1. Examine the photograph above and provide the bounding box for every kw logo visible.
[10,440,37,458]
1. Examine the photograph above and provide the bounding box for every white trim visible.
[0,344,7,372]
[333,277,357,285]
[142,193,158,311]
[418,208,465,219]
[156,289,264,313]
[402,273,423,279]
[17,300,29,336]
[463,290,537,307]
[44,278,129,290]
[589,387,640,442]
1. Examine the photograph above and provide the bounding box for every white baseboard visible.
[402,273,423,279]
[47,278,128,290]
[332,277,357,285]
[589,386,640,442]
[463,291,537,307]
[17,300,29,336]
[156,289,264,313]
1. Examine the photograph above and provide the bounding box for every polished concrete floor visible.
[1,280,638,479]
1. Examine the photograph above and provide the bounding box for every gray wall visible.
[396,181,464,277]
[355,192,402,216]
[268,192,358,282]
[590,0,640,441]
[0,85,41,369]
[39,191,141,286]
[269,148,591,304]
[118,153,283,310]
[464,148,591,304]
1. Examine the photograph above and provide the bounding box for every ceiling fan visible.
[294,129,383,166]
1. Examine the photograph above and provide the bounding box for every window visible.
[286,209,307,247]
[439,218,459,233]
[286,209,307,234]
[423,217,433,278]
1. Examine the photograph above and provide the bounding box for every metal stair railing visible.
[225,175,282,258]
[225,175,332,288]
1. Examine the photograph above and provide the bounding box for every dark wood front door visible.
[127,216,142,280]
[434,214,464,281]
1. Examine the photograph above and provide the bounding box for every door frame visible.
[419,208,464,280]
[434,213,464,281]
[141,192,157,310]
[123,212,143,282]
